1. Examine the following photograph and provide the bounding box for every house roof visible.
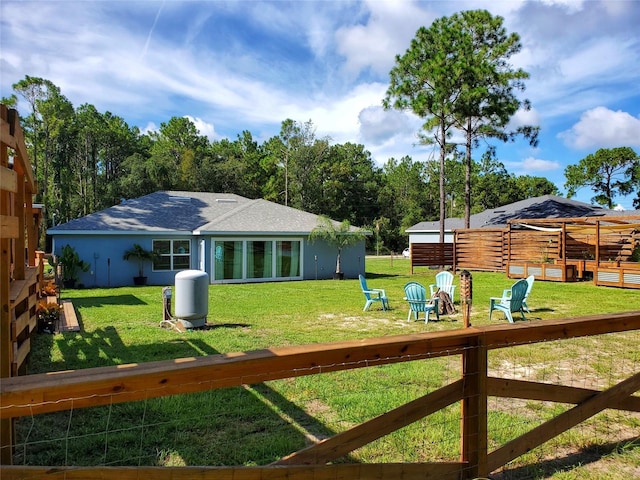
[406,195,637,232]
[48,191,354,235]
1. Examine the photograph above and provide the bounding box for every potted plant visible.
[308,216,367,280]
[49,244,90,288]
[36,300,62,334]
[123,243,158,285]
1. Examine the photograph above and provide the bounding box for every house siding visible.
[51,233,366,287]
[52,234,197,288]
[408,232,455,244]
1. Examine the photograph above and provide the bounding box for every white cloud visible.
[358,106,416,145]
[2,0,639,180]
[368,135,437,167]
[516,156,562,173]
[538,0,585,13]
[141,122,158,136]
[184,116,219,141]
[560,38,632,82]
[509,107,541,129]
[295,82,391,145]
[335,0,434,76]
[558,107,640,149]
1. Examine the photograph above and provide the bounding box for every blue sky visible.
[2,0,639,209]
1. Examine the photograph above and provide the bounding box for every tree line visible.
[2,75,560,253]
[3,10,638,253]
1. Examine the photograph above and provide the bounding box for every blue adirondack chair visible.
[429,271,456,302]
[522,275,535,313]
[359,274,389,311]
[404,281,439,323]
[489,278,528,323]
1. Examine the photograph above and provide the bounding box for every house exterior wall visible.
[52,233,196,288]
[51,233,366,287]
[303,239,366,280]
[409,232,454,244]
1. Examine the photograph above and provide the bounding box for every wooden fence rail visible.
[1,311,639,479]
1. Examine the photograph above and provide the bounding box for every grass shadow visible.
[69,294,148,307]
[250,383,357,463]
[53,325,224,367]
[528,307,555,313]
[365,272,406,280]
[20,327,346,468]
[491,437,640,479]
[199,323,251,330]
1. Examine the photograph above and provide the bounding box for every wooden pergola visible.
[505,215,640,287]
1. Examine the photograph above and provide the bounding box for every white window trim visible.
[152,238,192,272]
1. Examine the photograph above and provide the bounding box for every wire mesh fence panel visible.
[3,315,640,479]
[486,330,640,478]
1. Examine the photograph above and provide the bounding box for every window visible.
[212,239,302,282]
[153,239,191,271]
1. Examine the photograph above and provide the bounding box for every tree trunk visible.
[439,122,446,244]
[465,118,472,229]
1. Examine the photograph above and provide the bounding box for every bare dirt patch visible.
[487,357,640,478]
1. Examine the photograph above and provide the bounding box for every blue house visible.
[48,191,367,287]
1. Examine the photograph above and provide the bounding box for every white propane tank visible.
[174,270,209,328]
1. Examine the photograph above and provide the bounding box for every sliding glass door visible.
[276,240,300,277]
[214,241,243,281]
[213,238,302,282]
[247,240,273,279]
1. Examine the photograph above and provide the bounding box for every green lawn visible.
[17,257,640,478]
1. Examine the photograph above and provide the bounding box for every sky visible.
[1,0,640,209]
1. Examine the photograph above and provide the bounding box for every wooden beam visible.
[0,167,16,194]
[2,312,640,422]
[0,215,18,240]
[507,215,640,226]
[481,311,640,347]
[487,370,640,472]
[276,380,464,465]
[12,177,25,280]
[26,190,36,266]
[0,329,474,419]
[595,220,600,265]
[487,377,640,412]
[0,462,468,480]
[11,337,30,377]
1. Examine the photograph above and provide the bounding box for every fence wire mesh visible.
[487,330,640,478]
[4,329,640,478]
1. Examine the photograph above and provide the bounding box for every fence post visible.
[460,270,472,328]
[461,335,488,478]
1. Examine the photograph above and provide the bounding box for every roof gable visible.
[197,199,328,233]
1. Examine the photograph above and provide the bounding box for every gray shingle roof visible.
[48,191,354,234]
[406,195,633,232]
[197,199,329,234]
